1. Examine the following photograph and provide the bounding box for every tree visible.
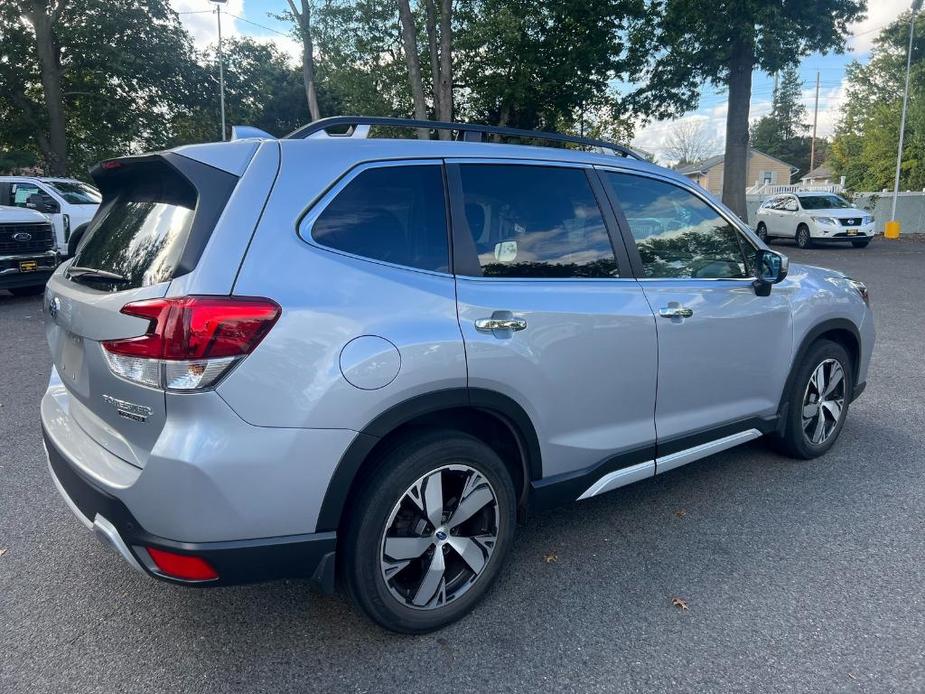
[396,0,429,137]
[454,0,652,134]
[424,0,453,137]
[662,119,717,165]
[831,11,925,191]
[0,0,201,176]
[285,0,322,121]
[750,66,819,177]
[630,0,865,218]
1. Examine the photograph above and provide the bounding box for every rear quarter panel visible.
[218,142,467,429]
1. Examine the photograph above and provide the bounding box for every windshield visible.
[46,181,101,205]
[799,195,852,210]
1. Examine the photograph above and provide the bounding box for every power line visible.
[226,12,291,38]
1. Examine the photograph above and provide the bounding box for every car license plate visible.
[19,260,38,272]
[847,229,858,236]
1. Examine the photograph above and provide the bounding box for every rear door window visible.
[304,163,449,273]
[453,164,618,278]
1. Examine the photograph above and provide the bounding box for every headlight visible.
[847,278,870,306]
[812,216,838,226]
[862,215,874,225]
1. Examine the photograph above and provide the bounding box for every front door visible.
[599,170,793,458]
[448,161,658,486]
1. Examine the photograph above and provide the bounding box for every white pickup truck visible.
[0,176,100,256]
[0,205,59,296]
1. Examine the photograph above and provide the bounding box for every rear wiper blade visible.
[68,266,130,283]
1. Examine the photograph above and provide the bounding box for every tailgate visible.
[44,153,238,468]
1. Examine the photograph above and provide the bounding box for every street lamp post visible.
[887,0,922,239]
[211,0,228,141]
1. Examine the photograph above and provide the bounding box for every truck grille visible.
[0,222,55,254]
[839,217,863,227]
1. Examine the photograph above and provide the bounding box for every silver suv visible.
[41,117,874,633]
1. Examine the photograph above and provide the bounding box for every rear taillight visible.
[101,296,280,391]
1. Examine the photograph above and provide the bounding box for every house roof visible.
[676,148,799,176]
[802,162,833,180]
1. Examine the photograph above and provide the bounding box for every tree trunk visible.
[424,0,441,115]
[288,0,321,121]
[437,0,453,127]
[396,0,429,139]
[28,1,67,175]
[721,33,754,220]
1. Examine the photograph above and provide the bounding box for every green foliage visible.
[629,0,866,119]
[831,12,925,191]
[749,66,823,177]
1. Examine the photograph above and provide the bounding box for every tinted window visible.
[457,164,617,278]
[71,166,197,290]
[309,164,448,272]
[605,173,750,279]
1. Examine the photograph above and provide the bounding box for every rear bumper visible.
[43,427,337,590]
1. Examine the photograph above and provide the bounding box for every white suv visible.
[755,193,874,249]
[0,177,101,256]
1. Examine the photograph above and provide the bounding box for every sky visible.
[171,0,913,162]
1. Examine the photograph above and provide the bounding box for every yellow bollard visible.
[884,220,901,239]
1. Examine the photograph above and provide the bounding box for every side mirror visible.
[27,193,59,214]
[753,249,789,296]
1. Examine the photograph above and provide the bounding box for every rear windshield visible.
[71,165,197,290]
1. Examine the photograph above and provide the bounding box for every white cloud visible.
[849,0,907,52]
[171,0,245,48]
[170,0,300,63]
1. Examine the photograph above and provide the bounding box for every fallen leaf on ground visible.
[675,510,687,518]
[0,548,7,557]
[671,597,688,610]
[543,552,558,564]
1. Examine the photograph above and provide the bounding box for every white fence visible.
[746,182,845,195]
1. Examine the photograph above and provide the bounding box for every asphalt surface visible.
[1,239,923,693]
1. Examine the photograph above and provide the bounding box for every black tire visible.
[773,339,853,459]
[343,430,517,634]
[8,285,46,297]
[851,239,870,248]
[795,224,812,249]
[756,223,769,242]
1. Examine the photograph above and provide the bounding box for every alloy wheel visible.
[380,464,499,610]
[801,358,846,445]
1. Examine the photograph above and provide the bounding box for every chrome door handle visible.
[658,306,693,319]
[475,316,527,332]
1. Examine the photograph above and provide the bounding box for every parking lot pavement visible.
[1,239,923,694]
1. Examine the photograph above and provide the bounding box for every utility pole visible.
[888,0,923,238]
[212,0,228,141]
[809,71,820,172]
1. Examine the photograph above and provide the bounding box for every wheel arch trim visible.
[314,388,542,532]
[780,317,862,412]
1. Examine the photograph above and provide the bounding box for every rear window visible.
[71,156,236,290]
[304,163,449,273]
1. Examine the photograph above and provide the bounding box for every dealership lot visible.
[1,240,923,693]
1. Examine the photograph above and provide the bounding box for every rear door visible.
[599,169,792,454]
[44,153,238,468]
[448,160,658,488]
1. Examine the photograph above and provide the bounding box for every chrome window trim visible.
[444,156,591,169]
[296,158,454,279]
[593,164,761,276]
